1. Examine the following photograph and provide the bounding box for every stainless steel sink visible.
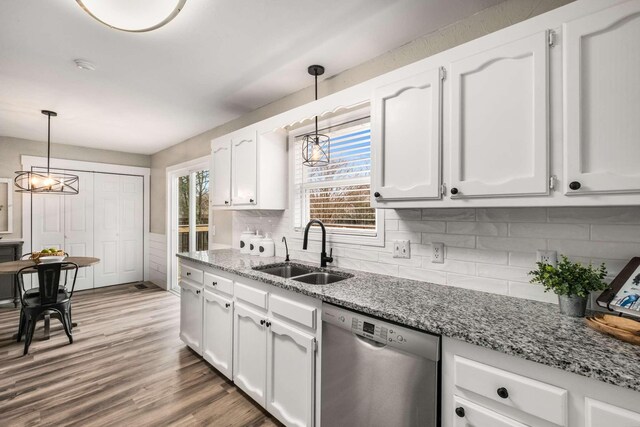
[292,271,352,285]
[253,263,317,279]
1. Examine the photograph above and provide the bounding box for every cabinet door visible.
[203,290,233,380]
[449,31,549,198]
[372,68,443,201]
[180,280,203,354]
[211,138,232,207]
[564,1,640,194]
[231,131,258,206]
[453,396,527,427]
[585,398,640,427]
[233,303,267,407]
[266,319,315,427]
[64,171,94,291]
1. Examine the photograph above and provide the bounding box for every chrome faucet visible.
[302,219,333,268]
[282,236,290,262]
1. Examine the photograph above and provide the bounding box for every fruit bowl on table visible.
[31,250,66,264]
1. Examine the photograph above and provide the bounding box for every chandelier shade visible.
[14,111,80,195]
[302,65,330,167]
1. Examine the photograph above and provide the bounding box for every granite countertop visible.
[177,249,640,393]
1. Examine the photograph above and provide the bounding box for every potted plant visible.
[529,255,608,317]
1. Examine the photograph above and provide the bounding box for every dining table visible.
[0,256,100,340]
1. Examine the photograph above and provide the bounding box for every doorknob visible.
[373,192,381,198]
[569,181,581,190]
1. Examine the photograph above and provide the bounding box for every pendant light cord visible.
[314,73,318,138]
[46,113,51,174]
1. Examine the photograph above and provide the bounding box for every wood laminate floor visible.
[0,283,280,427]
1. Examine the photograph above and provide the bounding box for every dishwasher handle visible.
[355,333,388,349]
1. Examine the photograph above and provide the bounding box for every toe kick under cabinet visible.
[178,259,321,427]
[442,337,640,427]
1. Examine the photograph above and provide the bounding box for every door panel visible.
[372,68,442,201]
[94,174,120,287]
[449,31,549,198]
[564,1,640,194]
[233,303,267,407]
[118,175,143,284]
[231,131,257,206]
[65,171,94,291]
[180,280,203,354]
[211,139,232,206]
[203,290,233,379]
[267,319,315,427]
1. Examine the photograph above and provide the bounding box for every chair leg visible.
[23,314,37,356]
[17,308,25,343]
[61,310,73,344]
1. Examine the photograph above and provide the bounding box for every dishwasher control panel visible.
[322,303,440,360]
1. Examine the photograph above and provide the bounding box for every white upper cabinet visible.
[232,130,258,206]
[563,1,640,195]
[449,31,549,198]
[210,128,286,210]
[211,138,232,207]
[371,68,443,202]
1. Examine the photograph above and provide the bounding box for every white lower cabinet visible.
[585,398,640,427]
[233,302,268,406]
[453,396,526,427]
[179,280,203,355]
[266,319,315,427]
[203,290,233,380]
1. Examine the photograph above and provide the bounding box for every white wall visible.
[232,207,640,305]
[149,233,167,289]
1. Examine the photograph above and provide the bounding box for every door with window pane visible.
[177,170,209,254]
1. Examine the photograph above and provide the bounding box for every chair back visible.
[17,262,79,306]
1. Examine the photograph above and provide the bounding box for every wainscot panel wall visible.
[231,207,640,306]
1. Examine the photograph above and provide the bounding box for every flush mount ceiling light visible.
[14,111,79,195]
[76,0,187,33]
[302,65,330,168]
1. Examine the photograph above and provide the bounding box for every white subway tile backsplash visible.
[232,206,640,304]
[422,208,475,221]
[509,222,590,240]
[591,224,640,243]
[398,220,446,233]
[447,221,508,236]
[422,233,476,248]
[476,208,547,223]
[478,236,547,252]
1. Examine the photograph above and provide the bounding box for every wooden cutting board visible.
[585,314,640,346]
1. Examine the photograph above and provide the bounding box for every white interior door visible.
[94,173,120,287]
[118,175,143,284]
[372,68,443,201]
[231,131,257,206]
[449,31,549,198]
[64,171,94,291]
[563,1,640,194]
[211,139,232,206]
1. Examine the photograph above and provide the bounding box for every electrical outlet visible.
[393,240,411,259]
[432,242,445,264]
[536,250,557,267]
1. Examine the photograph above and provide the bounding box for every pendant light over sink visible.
[14,111,79,195]
[302,65,330,167]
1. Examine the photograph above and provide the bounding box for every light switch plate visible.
[393,240,411,259]
[432,242,445,263]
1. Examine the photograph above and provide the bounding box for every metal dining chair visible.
[19,252,71,298]
[16,261,78,355]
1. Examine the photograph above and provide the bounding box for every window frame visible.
[288,107,385,247]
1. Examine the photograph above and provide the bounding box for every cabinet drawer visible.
[204,271,233,295]
[270,294,316,330]
[181,263,203,284]
[235,282,268,310]
[454,356,567,426]
[453,396,526,427]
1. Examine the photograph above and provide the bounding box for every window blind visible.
[293,118,376,235]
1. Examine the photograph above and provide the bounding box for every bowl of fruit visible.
[31,248,66,264]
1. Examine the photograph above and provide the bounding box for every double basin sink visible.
[252,262,352,285]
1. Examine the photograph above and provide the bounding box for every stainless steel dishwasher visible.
[321,303,440,427]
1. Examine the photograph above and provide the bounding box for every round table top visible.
[0,257,100,274]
